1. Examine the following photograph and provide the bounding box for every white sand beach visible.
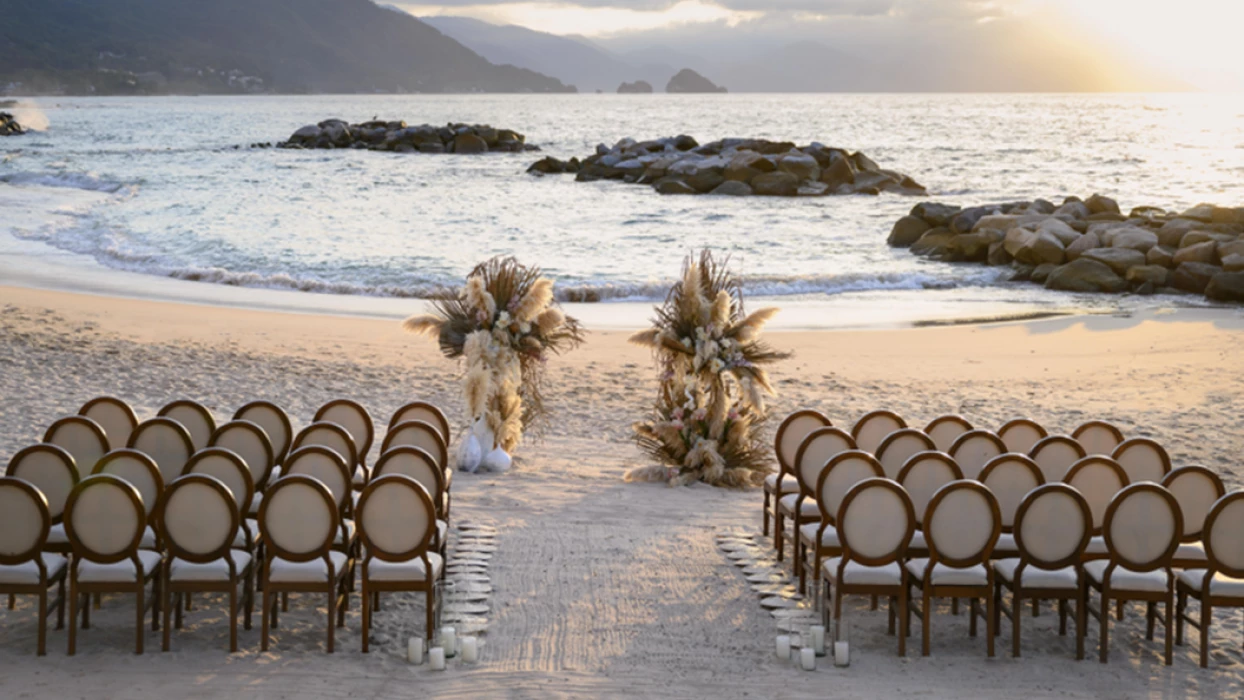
[2,285,1243,699]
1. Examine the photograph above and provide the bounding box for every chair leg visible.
[922,587,932,656]
[7,593,14,610]
[82,592,90,629]
[1099,593,1110,663]
[1013,592,1022,658]
[244,568,254,631]
[426,586,435,642]
[326,588,336,653]
[898,586,908,657]
[337,579,348,628]
[136,583,145,655]
[261,588,271,652]
[795,540,806,595]
[229,582,239,653]
[1116,599,1124,621]
[67,580,78,656]
[1200,600,1211,668]
[361,582,370,653]
[151,576,160,632]
[969,597,978,637]
[1146,601,1157,641]
[762,491,771,537]
[775,513,785,561]
[1165,591,1174,666]
[175,590,184,630]
[1076,583,1086,661]
[162,577,172,652]
[37,589,47,656]
[56,576,65,630]
[1058,599,1068,636]
[986,590,996,658]
[1175,589,1186,646]
[282,591,289,612]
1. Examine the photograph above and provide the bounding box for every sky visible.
[395,0,1244,91]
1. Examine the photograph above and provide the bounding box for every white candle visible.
[800,646,816,671]
[775,635,791,660]
[810,625,826,657]
[429,646,446,671]
[407,637,424,664]
[833,641,850,667]
[460,636,478,663]
[441,626,457,658]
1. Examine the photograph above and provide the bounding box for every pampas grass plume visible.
[538,308,566,335]
[515,278,554,323]
[711,290,731,327]
[402,314,443,337]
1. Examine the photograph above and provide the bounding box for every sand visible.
[1,285,1243,699]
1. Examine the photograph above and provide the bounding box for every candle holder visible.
[833,619,850,668]
[429,646,446,671]
[810,624,827,657]
[775,634,791,661]
[438,626,458,659]
[407,636,425,665]
[460,636,479,663]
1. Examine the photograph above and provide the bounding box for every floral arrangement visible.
[404,256,584,454]
[627,251,790,487]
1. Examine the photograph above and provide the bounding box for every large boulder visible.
[950,207,995,234]
[1085,193,1121,215]
[1219,240,1244,259]
[1014,230,1066,266]
[1180,204,1215,222]
[1170,262,1222,294]
[1080,247,1146,276]
[1206,272,1244,301]
[778,152,820,181]
[1038,218,1081,246]
[819,155,856,190]
[910,228,957,257]
[953,232,999,261]
[1045,258,1127,293]
[1125,265,1170,287]
[1109,227,1159,252]
[290,125,321,142]
[888,216,931,247]
[0,112,27,136]
[1053,200,1090,220]
[1147,245,1176,268]
[1065,230,1100,261]
[710,180,752,196]
[972,214,1021,233]
[751,171,799,197]
[653,177,697,195]
[911,203,962,227]
[724,152,771,182]
[1222,254,1244,273]
[685,168,726,193]
[1157,218,1203,247]
[1172,241,1217,266]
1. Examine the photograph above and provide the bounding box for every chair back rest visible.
[1102,483,1181,572]
[1063,457,1129,533]
[875,429,936,479]
[78,396,138,451]
[1028,435,1087,483]
[948,430,1007,479]
[979,454,1045,531]
[127,417,195,485]
[1072,420,1125,456]
[1161,466,1225,542]
[160,475,238,564]
[897,452,963,527]
[292,422,358,470]
[0,477,50,564]
[850,410,906,454]
[233,401,293,463]
[94,449,163,518]
[64,474,145,563]
[924,481,1001,566]
[814,450,883,526]
[1110,438,1171,484]
[158,400,217,452]
[283,446,351,510]
[43,416,109,478]
[774,410,832,475]
[923,415,973,453]
[315,399,374,462]
[258,475,338,562]
[1204,492,1244,579]
[185,448,255,518]
[357,475,436,560]
[209,420,274,490]
[837,478,914,565]
[794,427,857,496]
[998,418,1048,455]
[1014,484,1091,569]
[390,401,452,446]
[5,444,78,523]
[373,447,445,516]
[380,420,448,469]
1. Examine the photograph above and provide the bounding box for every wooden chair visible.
[979,454,1045,559]
[0,477,67,655]
[897,452,963,558]
[93,450,165,550]
[6,444,78,555]
[1176,491,1244,667]
[159,474,254,651]
[998,419,1048,455]
[850,410,906,454]
[389,401,452,447]
[763,410,832,539]
[157,400,217,452]
[127,418,195,486]
[258,476,350,653]
[822,478,916,656]
[923,415,973,453]
[799,450,883,597]
[210,420,275,516]
[64,474,162,655]
[1063,457,1129,561]
[1162,466,1225,568]
[1072,420,1125,457]
[291,422,359,483]
[778,426,855,566]
[184,448,257,553]
[1028,435,1087,483]
[283,446,358,586]
[875,429,935,479]
[79,396,139,451]
[315,399,375,488]
[948,430,1007,479]
[43,416,109,479]
[1111,438,1171,484]
[994,484,1091,658]
[373,447,450,555]
[380,420,452,514]
[906,480,1001,657]
[357,475,444,651]
[234,401,294,465]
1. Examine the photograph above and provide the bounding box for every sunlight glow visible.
[402,1,762,37]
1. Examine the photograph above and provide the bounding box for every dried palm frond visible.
[402,314,444,337]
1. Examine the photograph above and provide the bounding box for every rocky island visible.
[278,119,538,153]
[527,136,925,197]
[665,69,726,93]
[617,81,654,94]
[1,112,27,136]
[889,196,1244,303]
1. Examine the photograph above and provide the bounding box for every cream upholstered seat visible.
[765,473,800,493]
[43,416,109,478]
[979,454,1044,558]
[0,554,68,585]
[366,554,445,582]
[233,400,294,466]
[780,493,821,517]
[897,452,962,557]
[79,396,139,451]
[763,410,832,540]
[170,551,255,582]
[998,418,1048,456]
[1163,466,1224,568]
[1178,570,1244,597]
[778,425,855,569]
[128,417,195,486]
[270,552,351,583]
[994,560,1078,589]
[799,522,839,547]
[6,444,78,554]
[1072,420,1125,457]
[948,430,1007,480]
[1084,561,1169,592]
[158,400,217,452]
[822,477,915,656]
[0,477,68,656]
[797,449,880,596]
[1176,490,1244,667]
[906,560,989,586]
[78,550,164,582]
[1028,435,1087,483]
[923,415,973,454]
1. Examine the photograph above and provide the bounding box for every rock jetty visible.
[278,119,537,153]
[527,136,926,198]
[618,81,654,94]
[666,69,726,93]
[889,195,1244,303]
[1,112,27,136]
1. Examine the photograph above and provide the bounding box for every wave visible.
[0,170,134,195]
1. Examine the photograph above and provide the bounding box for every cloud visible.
[396,0,1016,13]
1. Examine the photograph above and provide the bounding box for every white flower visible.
[709,358,725,374]
[695,327,708,341]
[497,311,512,325]
[519,321,531,335]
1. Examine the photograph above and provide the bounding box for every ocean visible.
[2,93,1243,327]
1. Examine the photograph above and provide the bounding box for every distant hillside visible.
[0,0,574,95]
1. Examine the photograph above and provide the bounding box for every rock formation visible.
[665,69,726,94]
[617,80,654,94]
[278,119,537,153]
[0,112,26,136]
[526,136,925,198]
[889,195,1244,303]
